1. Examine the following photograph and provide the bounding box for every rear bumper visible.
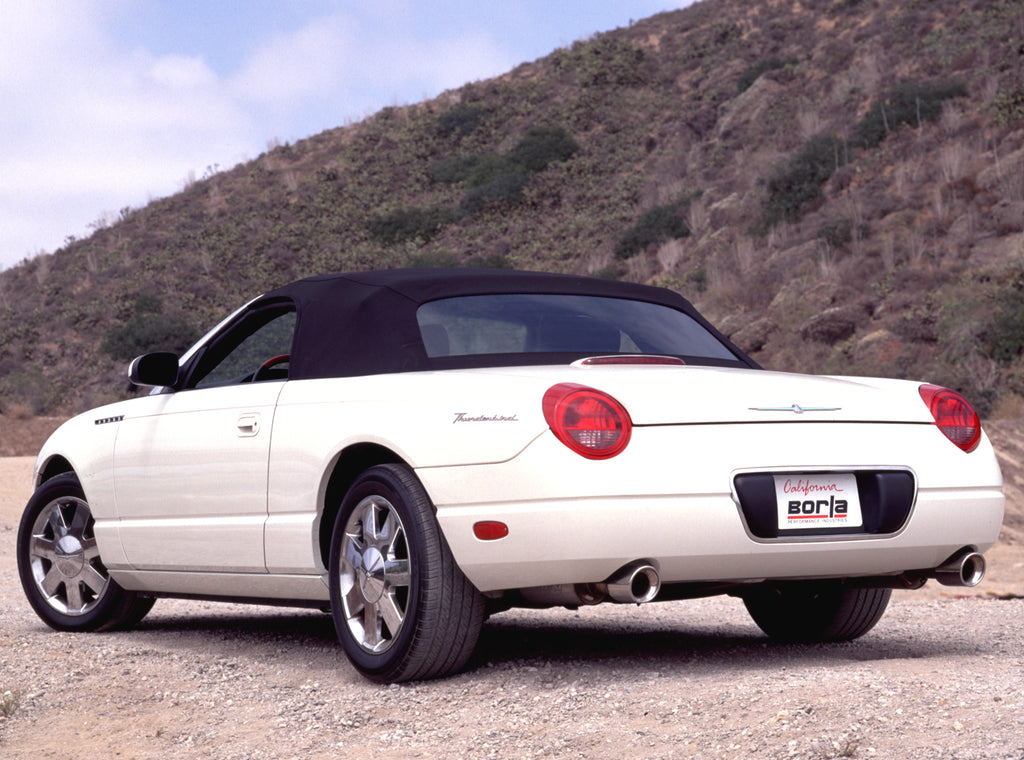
[433,488,1003,592]
[422,423,1005,593]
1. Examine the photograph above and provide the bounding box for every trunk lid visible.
[470,364,934,426]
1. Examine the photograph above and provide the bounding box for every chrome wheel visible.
[26,495,109,616]
[329,464,485,682]
[338,494,412,653]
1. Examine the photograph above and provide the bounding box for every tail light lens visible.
[919,384,981,453]
[542,383,632,459]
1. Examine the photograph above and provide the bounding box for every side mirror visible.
[128,352,180,388]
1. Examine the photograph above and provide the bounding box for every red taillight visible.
[919,384,981,453]
[542,383,632,459]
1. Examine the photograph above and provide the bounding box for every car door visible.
[112,303,296,573]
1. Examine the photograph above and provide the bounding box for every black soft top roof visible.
[258,269,754,379]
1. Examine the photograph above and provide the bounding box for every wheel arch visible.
[36,455,77,488]
[318,442,407,568]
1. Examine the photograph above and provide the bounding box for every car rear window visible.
[416,294,740,363]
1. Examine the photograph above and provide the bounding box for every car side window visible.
[189,307,296,389]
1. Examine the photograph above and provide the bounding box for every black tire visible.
[17,473,155,632]
[742,581,891,643]
[329,464,485,683]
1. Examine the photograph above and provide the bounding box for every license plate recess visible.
[733,470,915,539]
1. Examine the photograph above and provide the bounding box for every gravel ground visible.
[2,455,1023,760]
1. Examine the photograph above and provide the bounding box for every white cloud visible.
[230,16,359,104]
[227,11,514,126]
[148,54,219,90]
[0,2,258,267]
[0,0,697,270]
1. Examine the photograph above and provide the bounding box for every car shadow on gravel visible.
[87,600,978,681]
[133,605,340,650]
[469,610,972,677]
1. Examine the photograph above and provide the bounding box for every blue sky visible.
[0,1,694,270]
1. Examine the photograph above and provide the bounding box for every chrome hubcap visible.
[28,496,109,616]
[339,496,411,653]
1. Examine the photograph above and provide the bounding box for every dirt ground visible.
[1,417,1023,759]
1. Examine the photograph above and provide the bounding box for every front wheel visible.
[329,464,485,683]
[742,581,891,643]
[17,473,155,632]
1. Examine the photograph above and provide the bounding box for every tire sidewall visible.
[328,465,433,681]
[17,473,126,632]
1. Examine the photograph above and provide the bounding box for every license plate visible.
[774,473,862,531]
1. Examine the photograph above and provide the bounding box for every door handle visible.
[237,414,261,437]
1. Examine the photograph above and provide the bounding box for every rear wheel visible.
[742,581,891,642]
[17,473,155,632]
[329,464,485,683]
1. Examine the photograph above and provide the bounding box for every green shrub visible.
[0,366,62,415]
[509,126,580,173]
[368,205,456,245]
[816,219,854,248]
[852,80,967,148]
[437,104,486,137]
[614,203,691,260]
[552,37,648,88]
[101,295,199,361]
[430,125,579,217]
[985,281,1024,363]
[763,133,846,227]
[430,154,482,184]
[591,265,624,280]
[463,153,526,189]
[1,688,22,718]
[992,83,1024,127]
[736,57,797,94]
[459,172,530,216]
[688,265,708,293]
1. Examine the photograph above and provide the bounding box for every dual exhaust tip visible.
[521,550,986,609]
[604,552,987,597]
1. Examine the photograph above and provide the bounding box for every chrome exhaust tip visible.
[605,562,660,604]
[933,550,986,587]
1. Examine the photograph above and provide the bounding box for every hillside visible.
[1,0,1023,416]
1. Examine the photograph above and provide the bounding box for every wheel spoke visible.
[364,500,382,542]
[80,564,108,596]
[378,591,404,635]
[343,533,363,573]
[362,603,382,649]
[40,565,64,597]
[30,535,58,563]
[344,582,365,618]
[46,506,69,538]
[68,503,91,538]
[383,558,410,588]
[380,510,401,547]
[64,580,85,612]
[80,536,101,562]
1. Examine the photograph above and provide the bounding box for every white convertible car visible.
[18,269,1004,682]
